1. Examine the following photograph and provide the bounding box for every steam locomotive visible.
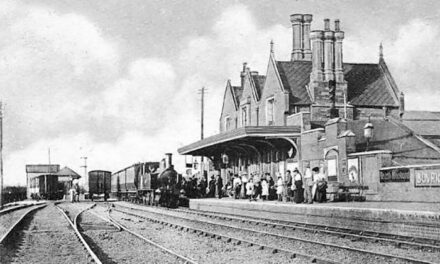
[110,153,182,208]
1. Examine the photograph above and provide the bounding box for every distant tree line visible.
[2,186,27,204]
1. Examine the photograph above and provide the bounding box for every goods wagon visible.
[88,170,111,199]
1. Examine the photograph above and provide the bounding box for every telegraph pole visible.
[200,86,205,140]
[0,102,3,209]
[80,156,87,192]
[198,87,206,179]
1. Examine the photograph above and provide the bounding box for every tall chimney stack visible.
[310,30,324,81]
[323,19,335,81]
[334,19,345,82]
[302,14,313,60]
[290,14,303,61]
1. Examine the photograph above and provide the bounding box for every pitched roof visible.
[232,86,243,107]
[403,111,440,120]
[274,60,399,107]
[401,111,440,137]
[276,61,312,104]
[251,74,266,99]
[348,119,440,165]
[55,166,81,179]
[344,63,397,106]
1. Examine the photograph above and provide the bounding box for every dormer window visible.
[266,97,275,125]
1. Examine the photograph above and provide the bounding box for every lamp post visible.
[363,116,374,151]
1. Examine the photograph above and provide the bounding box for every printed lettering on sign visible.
[414,167,440,187]
[379,168,410,182]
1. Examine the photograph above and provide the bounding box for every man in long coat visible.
[215,175,223,199]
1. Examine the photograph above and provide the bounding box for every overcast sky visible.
[2,0,440,186]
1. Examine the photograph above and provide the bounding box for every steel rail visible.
[0,204,47,244]
[111,206,338,264]
[55,203,102,264]
[0,203,37,216]
[87,209,122,231]
[170,207,440,251]
[106,209,199,264]
[115,205,437,264]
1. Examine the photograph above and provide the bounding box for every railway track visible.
[0,203,98,264]
[170,207,440,251]
[111,205,341,264]
[103,209,198,263]
[114,203,438,264]
[106,205,311,264]
[64,202,197,264]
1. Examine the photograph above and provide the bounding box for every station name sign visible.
[379,168,410,182]
[415,166,440,187]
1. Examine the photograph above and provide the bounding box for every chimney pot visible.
[335,19,340,32]
[290,14,304,61]
[302,14,313,60]
[310,30,324,82]
[324,19,330,31]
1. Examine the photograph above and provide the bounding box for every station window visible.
[266,97,275,125]
[224,116,231,131]
[241,106,248,127]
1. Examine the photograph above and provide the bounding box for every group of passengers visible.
[225,166,327,203]
[182,174,224,199]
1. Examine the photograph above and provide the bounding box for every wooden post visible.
[0,102,3,208]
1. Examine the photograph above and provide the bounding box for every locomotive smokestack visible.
[165,153,173,168]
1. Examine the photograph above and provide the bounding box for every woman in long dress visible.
[292,168,304,203]
[261,179,269,201]
[276,176,283,202]
[246,179,254,201]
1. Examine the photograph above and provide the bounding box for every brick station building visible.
[178,14,440,202]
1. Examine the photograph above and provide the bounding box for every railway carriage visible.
[111,161,160,203]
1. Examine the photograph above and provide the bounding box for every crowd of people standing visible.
[225,166,327,203]
[183,166,327,204]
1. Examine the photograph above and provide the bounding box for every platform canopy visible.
[178,126,301,157]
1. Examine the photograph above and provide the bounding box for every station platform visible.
[189,198,440,240]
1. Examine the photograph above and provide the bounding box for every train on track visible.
[87,170,111,200]
[111,153,183,208]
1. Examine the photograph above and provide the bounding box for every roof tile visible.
[275,60,399,107]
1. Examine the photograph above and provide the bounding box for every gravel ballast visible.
[114,203,432,264]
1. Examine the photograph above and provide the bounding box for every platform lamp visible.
[222,153,229,166]
[193,158,198,171]
[363,116,374,151]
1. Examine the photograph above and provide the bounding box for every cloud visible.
[177,4,292,137]
[97,58,176,134]
[4,3,440,187]
[0,1,120,152]
[386,19,440,111]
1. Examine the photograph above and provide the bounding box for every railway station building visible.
[178,14,440,202]
[26,164,81,199]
